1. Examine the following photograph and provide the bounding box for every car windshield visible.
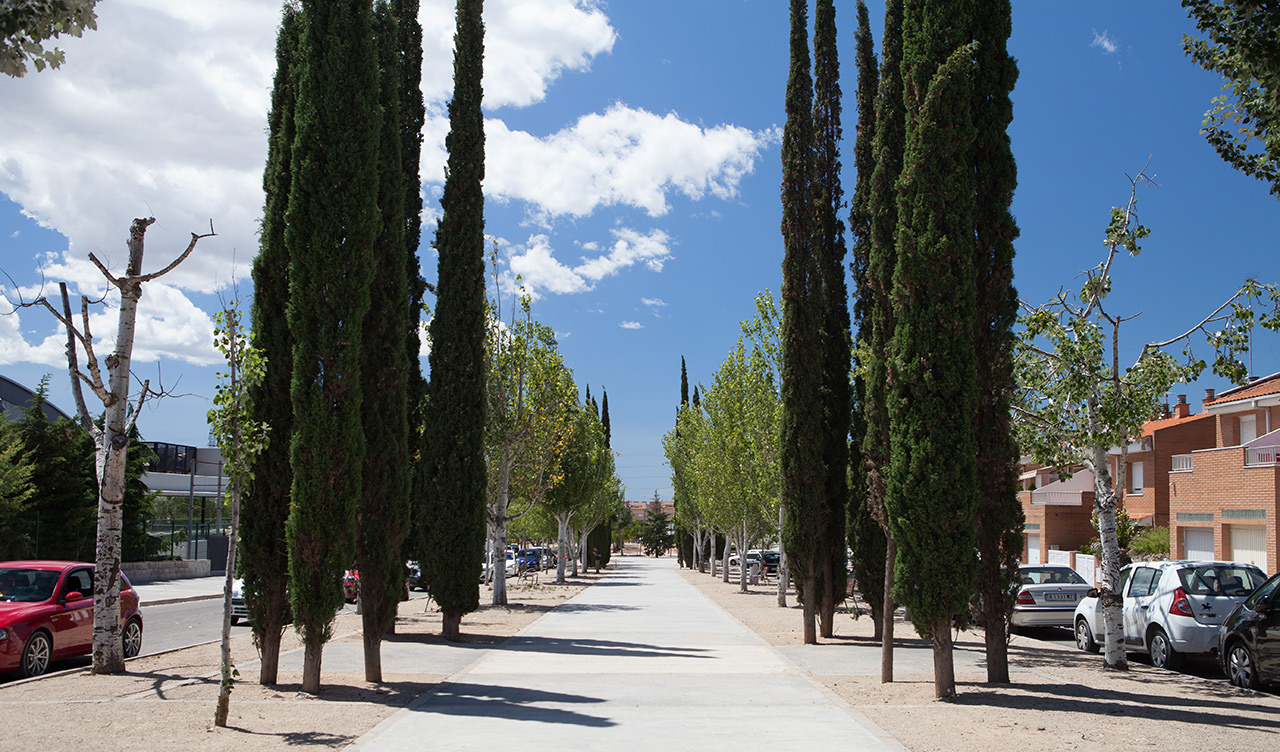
[1178,565,1266,597]
[0,567,60,603]
[1019,567,1087,585]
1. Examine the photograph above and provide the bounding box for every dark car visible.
[0,560,143,678]
[516,549,543,571]
[1219,571,1280,689]
[760,550,780,575]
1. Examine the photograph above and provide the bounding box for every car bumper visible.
[1011,607,1076,628]
[1164,621,1221,656]
[231,597,248,620]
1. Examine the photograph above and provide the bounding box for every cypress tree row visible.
[354,0,414,684]
[284,0,380,695]
[862,0,904,682]
[811,0,851,640]
[422,0,487,643]
[970,0,1023,684]
[779,0,825,646]
[847,0,888,642]
[887,0,979,698]
[243,3,300,686]
[600,389,611,448]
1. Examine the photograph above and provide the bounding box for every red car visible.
[0,560,144,678]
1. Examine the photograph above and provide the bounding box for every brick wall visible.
[1170,444,1280,569]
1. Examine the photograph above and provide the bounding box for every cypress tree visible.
[285,0,380,694]
[355,0,413,683]
[888,0,979,698]
[971,0,1023,684]
[601,388,611,449]
[680,356,689,406]
[13,384,96,560]
[812,0,850,640]
[780,0,824,646]
[422,0,487,643]
[847,0,888,641]
[863,0,904,683]
[243,2,300,686]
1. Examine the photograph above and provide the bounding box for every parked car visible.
[728,550,763,571]
[516,549,543,572]
[343,569,360,602]
[1010,565,1094,629]
[0,560,143,678]
[1072,560,1267,669]
[760,550,780,575]
[1219,571,1280,689]
[230,578,249,625]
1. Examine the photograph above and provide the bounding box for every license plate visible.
[1045,593,1076,602]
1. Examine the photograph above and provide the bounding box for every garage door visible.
[1026,533,1041,565]
[1230,525,1267,572]
[1184,527,1215,561]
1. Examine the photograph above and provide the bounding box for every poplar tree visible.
[779,0,825,645]
[354,0,415,684]
[811,0,850,640]
[243,3,299,686]
[888,0,978,697]
[285,0,380,694]
[422,0,487,642]
[862,0,905,682]
[847,0,887,641]
[970,0,1024,684]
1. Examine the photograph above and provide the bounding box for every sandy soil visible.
[680,564,1280,752]
[0,572,594,752]
[4,560,1280,752]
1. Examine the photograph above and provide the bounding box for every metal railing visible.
[1171,454,1193,472]
[1246,445,1280,466]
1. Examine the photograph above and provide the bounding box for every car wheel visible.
[122,617,143,659]
[1226,642,1259,690]
[19,631,52,678]
[1148,627,1182,670]
[1075,618,1099,653]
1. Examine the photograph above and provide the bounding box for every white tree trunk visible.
[490,450,514,605]
[1092,443,1128,669]
[776,502,787,607]
[555,511,570,584]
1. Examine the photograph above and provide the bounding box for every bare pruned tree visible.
[12,216,213,674]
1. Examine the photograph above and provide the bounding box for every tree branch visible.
[136,221,215,283]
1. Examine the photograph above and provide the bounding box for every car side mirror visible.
[1086,588,1099,599]
[63,591,83,603]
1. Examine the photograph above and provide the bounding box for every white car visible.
[1072,560,1267,669]
[1010,565,1093,629]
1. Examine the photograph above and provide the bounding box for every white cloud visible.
[619,321,643,330]
[8,231,16,239]
[481,107,774,219]
[1090,29,1118,54]
[503,228,672,299]
[641,297,666,308]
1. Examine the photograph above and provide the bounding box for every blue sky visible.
[1,1,1277,503]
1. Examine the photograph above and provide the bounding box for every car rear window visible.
[1019,567,1087,585]
[1178,565,1266,597]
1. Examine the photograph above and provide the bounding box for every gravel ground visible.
[3,559,1279,752]
[678,563,1280,752]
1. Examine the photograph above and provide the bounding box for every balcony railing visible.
[1171,454,1193,472]
[1246,445,1280,466]
[1032,491,1087,506]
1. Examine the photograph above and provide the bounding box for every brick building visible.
[626,499,676,522]
[1019,463,1096,564]
[1109,394,1217,530]
[1165,373,1280,573]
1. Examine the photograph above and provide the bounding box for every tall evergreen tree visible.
[970,0,1024,684]
[355,0,414,684]
[811,0,850,640]
[863,0,904,683]
[888,0,979,698]
[285,0,380,695]
[600,388,611,449]
[422,0,487,642]
[780,0,825,645]
[680,356,689,406]
[847,0,888,641]
[243,1,300,687]
[11,383,95,560]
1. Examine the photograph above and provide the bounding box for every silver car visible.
[1072,560,1267,669]
[1011,565,1093,629]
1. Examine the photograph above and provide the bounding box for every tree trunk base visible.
[932,624,957,700]
[442,611,462,642]
[363,627,383,683]
[301,641,323,695]
[258,630,282,686]
[983,610,1010,683]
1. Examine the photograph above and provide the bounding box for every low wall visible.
[121,559,211,584]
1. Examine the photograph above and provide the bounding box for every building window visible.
[1240,414,1258,445]
[1222,509,1267,520]
[1130,461,1144,493]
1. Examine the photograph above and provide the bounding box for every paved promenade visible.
[349,556,903,751]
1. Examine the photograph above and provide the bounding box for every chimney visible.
[1160,401,1171,420]
[1204,388,1216,404]
[1175,394,1190,419]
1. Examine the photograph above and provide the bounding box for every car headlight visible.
[0,628,7,641]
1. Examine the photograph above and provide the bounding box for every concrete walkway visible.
[349,556,903,751]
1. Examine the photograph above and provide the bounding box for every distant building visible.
[626,499,675,522]
[0,373,72,422]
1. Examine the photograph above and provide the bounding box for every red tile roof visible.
[1204,371,1280,406]
[1140,411,1214,437]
